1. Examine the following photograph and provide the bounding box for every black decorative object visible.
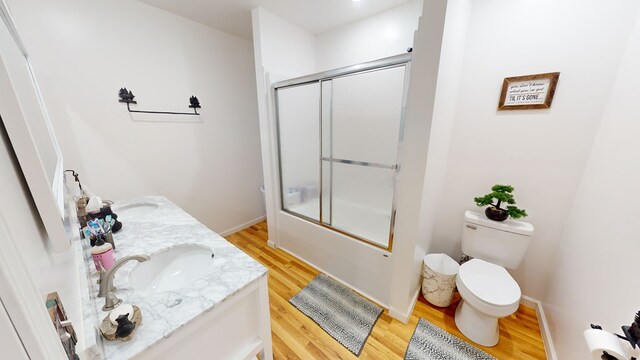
[118,87,201,115]
[484,206,509,221]
[114,313,135,339]
[189,95,201,109]
[118,88,136,104]
[64,169,83,191]
[622,310,640,350]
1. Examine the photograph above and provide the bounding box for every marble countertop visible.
[77,196,267,360]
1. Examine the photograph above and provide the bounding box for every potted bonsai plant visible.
[474,184,527,221]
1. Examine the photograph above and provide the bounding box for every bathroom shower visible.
[274,54,410,250]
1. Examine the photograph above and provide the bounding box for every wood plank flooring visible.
[226,221,546,359]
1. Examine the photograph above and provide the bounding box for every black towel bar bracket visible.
[118,87,201,115]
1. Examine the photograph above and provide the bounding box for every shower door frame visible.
[273,53,412,252]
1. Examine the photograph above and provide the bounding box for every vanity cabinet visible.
[135,274,272,360]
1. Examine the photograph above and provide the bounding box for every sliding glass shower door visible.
[277,83,321,221]
[275,55,409,250]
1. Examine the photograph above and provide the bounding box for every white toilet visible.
[454,211,534,347]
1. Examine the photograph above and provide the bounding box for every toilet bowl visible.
[455,258,520,346]
[455,211,534,346]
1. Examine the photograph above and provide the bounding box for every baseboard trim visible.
[267,240,276,248]
[521,295,557,360]
[278,246,389,309]
[219,215,266,237]
[388,286,421,324]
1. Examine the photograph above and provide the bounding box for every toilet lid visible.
[458,259,521,306]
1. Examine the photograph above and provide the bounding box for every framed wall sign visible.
[498,72,560,110]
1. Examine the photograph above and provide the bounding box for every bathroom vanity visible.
[75,196,272,360]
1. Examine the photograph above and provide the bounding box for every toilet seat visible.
[457,259,521,317]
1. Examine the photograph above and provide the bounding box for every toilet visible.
[455,211,534,347]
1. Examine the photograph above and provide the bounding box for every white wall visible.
[544,9,640,359]
[6,0,264,235]
[254,0,422,76]
[254,8,316,79]
[415,0,471,296]
[428,0,640,300]
[387,0,447,320]
[315,0,422,71]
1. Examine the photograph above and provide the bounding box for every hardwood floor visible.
[226,221,546,359]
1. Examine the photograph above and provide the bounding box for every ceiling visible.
[138,0,415,40]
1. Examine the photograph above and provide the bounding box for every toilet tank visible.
[462,211,534,269]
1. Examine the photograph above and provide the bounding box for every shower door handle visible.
[320,157,398,170]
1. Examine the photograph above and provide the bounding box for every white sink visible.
[114,203,159,219]
[129,245,216,293]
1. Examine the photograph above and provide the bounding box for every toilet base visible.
[455,299,499,347]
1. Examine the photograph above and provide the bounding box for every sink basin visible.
[114,203,159,219]
[129,245,215,293]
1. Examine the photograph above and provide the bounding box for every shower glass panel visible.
[331,163,395,247]
[276,83,320,221]
[331,66,405,165]
[275,54,410,250]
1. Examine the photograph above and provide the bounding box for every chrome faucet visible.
[98,254,150,311]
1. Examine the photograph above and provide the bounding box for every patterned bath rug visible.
[404,318,497,360]
[289,273,383,356]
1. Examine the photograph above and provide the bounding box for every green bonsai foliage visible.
[474,184,528,219]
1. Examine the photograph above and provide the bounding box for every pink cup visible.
[92,248,115,271]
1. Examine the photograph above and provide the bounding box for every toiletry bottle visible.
[76,197,89,227]
[91,236,115,272]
